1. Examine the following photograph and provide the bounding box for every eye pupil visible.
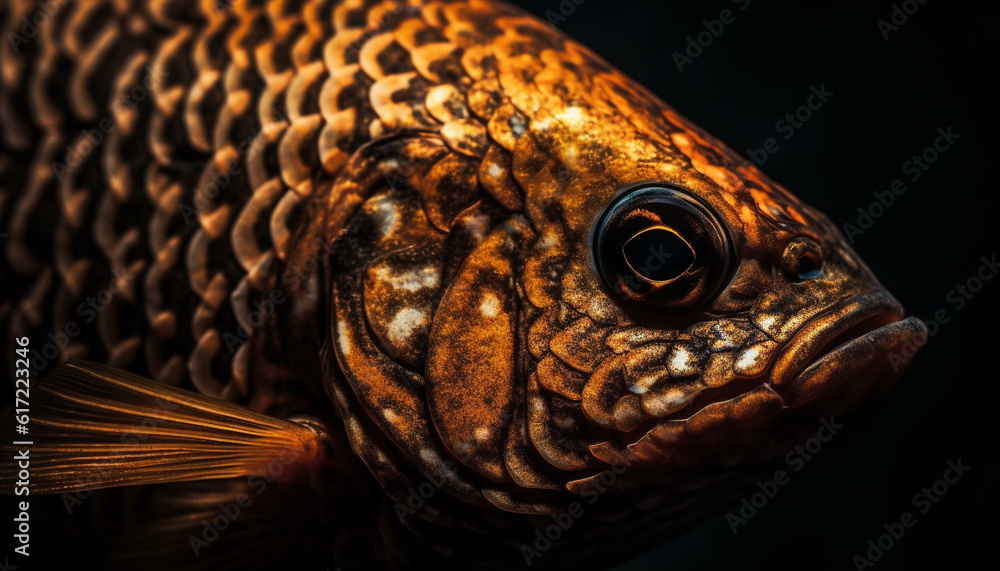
[622,228,695,282]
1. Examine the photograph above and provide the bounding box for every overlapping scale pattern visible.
[0,1,826,567]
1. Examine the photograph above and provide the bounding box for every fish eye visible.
[593,185,735,311]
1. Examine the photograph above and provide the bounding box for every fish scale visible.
[0,0,927,568]
[0,0,518,413]
[0,1,612,564]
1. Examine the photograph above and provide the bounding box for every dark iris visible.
[593,185,735,312]
[622,228,695,282]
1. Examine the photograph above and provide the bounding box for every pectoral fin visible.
[1,361,328,494]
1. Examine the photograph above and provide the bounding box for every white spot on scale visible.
[419,448,439,463]
[479,293,501,318]
[474,427,490,442]
[534,117,553,132]
[558,106,585,127]
[759,316,777,330]
[383,408,398,423]
[388,308,427,346]
[669,347,696,377]
[487,163,502,178]
[587,297,610,318]
[336,319,351,356]
[735,347,761,372]
[645,388,690,416]
[346,417,361,434]
[536,233,557,250]
[375,266,440,292]
[554,415,576,431]
[629,375,659,395]
[510,115,527,136]
[561,145,579,163]
[369,197,399,237]
[465,213,490,241]
[419,447,450,472]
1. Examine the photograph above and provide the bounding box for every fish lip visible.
[777,316,928,407]
[770,294,908,387]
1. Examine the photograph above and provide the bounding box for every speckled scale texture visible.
[0,0,853,568]
[0,0,545,410]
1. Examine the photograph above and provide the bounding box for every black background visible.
[505,0,999,570]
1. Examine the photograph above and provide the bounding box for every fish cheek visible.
[426,218,535,482]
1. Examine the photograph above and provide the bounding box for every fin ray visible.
[1,361,325,493]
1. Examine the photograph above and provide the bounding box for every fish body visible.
[0,0,925,569]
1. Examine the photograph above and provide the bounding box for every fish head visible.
[312,12,929,544]
[508,66,928,476]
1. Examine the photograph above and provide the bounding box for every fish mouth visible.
[768,300,927,408]
[614,296,926,448]
[671,295,927,419]
[603,296,927,466]
[771,295,908,386]
[580,293,930,469]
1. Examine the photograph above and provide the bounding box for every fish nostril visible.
[782,237,824,282]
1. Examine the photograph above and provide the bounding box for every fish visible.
[0,0,927,569]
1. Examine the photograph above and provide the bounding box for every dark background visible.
[505,0,999,570]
